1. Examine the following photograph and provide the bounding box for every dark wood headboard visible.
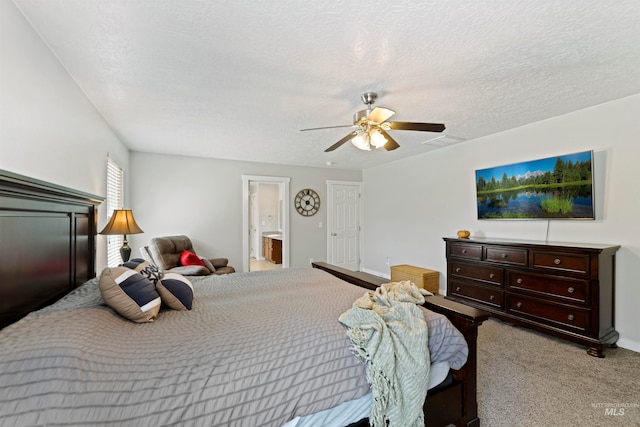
[0,170,103,329]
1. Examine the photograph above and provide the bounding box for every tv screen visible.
[476,150,595,220]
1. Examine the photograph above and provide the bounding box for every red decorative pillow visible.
[180,249,205,267]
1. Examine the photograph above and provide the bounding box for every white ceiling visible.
[14,0,640,170]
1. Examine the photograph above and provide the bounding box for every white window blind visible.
[106,157,124,267]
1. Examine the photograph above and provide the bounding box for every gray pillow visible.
[200,257,216,273]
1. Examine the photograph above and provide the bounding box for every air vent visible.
[421,135,466,146]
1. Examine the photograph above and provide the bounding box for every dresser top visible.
[443,236,620,253]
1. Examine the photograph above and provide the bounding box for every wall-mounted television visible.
[476,150,595,220]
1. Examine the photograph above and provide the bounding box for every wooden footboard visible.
[312,262,489,427]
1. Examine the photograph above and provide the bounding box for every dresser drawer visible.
[532,251,590,275]
[450,280,504,309]
[507,295,590,333]
[450,261,503,286]
[449,242,482,260]
[506,271,590,304]
[485,246,528,266]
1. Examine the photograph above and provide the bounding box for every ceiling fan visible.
[301,92,445,152]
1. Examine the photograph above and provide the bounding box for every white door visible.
[327,181,361,271]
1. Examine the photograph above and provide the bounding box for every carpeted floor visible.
[476,318,640,426]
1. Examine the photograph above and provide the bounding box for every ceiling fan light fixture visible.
[370,129,387,148]
[351,130,371,151]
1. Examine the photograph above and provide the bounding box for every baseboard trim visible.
[616,337,640,353]
[360,267,390,280]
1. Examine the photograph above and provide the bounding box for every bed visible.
[0,169,489,426]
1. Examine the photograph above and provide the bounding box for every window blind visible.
[106,157,124,267]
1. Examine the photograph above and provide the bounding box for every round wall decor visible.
[294,188,320,216]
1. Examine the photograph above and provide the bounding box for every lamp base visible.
[120,235,132,263]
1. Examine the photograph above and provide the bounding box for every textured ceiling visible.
[13,0,640,170]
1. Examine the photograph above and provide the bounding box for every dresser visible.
[444,237,620,357]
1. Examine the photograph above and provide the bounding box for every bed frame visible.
[0,169,489,427]
[0,170,103,329]
[312,262,489,427]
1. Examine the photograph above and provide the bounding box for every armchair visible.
[145,235,235,275]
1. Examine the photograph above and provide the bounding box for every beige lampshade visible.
[99,209,144,235]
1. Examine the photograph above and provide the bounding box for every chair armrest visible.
[208,258,229,268]
[168,265,211,276]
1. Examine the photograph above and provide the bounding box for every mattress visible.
[284,361,452,427]
[0,267,467,426]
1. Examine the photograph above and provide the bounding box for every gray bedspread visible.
[0,268,467,426]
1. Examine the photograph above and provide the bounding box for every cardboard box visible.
[390,264,439,295]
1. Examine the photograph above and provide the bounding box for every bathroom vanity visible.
[262,233,282,264]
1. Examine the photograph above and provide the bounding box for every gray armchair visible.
[144,235,235,275]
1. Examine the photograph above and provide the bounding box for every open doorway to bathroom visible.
[242,175,290,273]
[250,182,283,272]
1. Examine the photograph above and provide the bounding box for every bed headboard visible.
[0,170,103,329]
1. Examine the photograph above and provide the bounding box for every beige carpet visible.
[476,318,640,426]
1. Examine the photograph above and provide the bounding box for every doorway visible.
[242,175,290,273]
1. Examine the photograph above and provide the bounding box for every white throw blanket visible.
[338,281,432,427]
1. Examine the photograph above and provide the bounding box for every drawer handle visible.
[455,267,461,273]
[456,286,461,292]
[501,253,508,259]
[516,278,523,284]
[554,258,562,265]
[489,295,495,301]
[489,273,495,279]
[516,302,523,308]
[461,249,467,254]
[567,314,575,321]
[567,287,575,294]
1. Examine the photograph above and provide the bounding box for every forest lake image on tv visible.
[476,151,595,219]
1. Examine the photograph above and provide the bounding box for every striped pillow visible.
[122,258,162,285]
[99,267,161,322]
[157,272,194,310]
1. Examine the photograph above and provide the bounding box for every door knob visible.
[331,233,337,236]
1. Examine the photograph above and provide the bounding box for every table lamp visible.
[99,209,144,262]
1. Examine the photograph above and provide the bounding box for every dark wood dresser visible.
[444,237,620,357]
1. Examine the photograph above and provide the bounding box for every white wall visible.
[258,183,280,233]
[0,0,130,270]
[362,94,640,351]
[128,152,361,269]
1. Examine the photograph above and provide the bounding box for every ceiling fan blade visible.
[387,122,446,132]
[300,124,354,131]
[379,129,400,151]
[324,131,358,152]
[367,107,395,124]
